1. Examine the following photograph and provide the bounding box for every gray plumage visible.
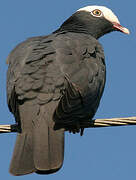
[6,6,129,176]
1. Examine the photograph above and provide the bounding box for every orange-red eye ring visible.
[91,9,102,17]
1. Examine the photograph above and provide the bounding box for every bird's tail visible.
[9,101,64,176]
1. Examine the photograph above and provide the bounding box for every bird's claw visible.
[68,122,84,136]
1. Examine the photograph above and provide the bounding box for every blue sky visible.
[0,0,136,179]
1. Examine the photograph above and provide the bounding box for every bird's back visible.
[6,31,105,175]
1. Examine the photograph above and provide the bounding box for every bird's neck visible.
[55,13,95,37]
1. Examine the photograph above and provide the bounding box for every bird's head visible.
[77,6,130,38]
[59,5,130,39]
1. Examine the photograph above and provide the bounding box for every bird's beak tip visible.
[122,27,130,35]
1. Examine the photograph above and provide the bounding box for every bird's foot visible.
[68,122,84,136]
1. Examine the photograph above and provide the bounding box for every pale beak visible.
[112,22,130,34]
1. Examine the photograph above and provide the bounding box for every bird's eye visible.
[91,9,102,17]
